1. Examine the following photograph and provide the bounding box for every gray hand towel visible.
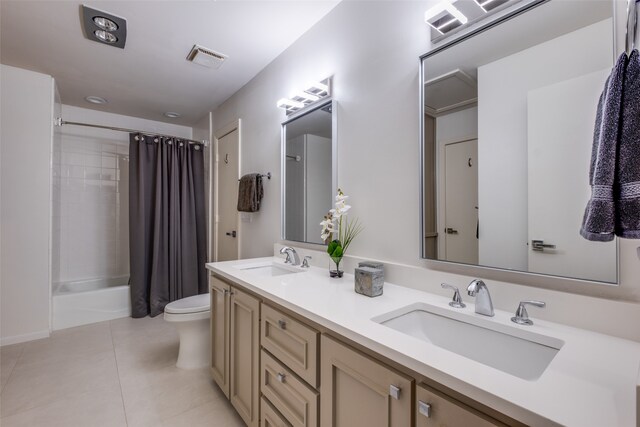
[580,53,627,241]
[616,49,640,238]
[237,173,263,212]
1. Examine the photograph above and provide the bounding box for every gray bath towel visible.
[580,52,627,241]
[616,49,640,238]
[237,173,263,212]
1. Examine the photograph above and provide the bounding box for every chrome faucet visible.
[279,246,300,266]
[467,279,494,317]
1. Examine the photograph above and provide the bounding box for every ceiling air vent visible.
[186,45,228,69]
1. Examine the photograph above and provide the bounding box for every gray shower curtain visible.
[129,134,207,318]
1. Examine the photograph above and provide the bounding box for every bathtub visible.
[52,276,131,330]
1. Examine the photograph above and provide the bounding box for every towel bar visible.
[238,172,271,181]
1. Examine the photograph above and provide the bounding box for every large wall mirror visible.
[282,100,336,245]
[420,0,618,283]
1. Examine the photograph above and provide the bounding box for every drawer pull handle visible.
[277,320,287,330]
[389,385,401,400]
[418,400,432,418]
[276,373,286,383]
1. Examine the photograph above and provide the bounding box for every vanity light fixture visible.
[473,0,511,13]
[292,90,320,103]
[425,0,468,34]
[304,81,329,96]
[277,98,305,111]
[277,77,332,114]
[85,95,108,104]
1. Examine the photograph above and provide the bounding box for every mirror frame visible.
[418,0,620,285]
[281,98,338,245]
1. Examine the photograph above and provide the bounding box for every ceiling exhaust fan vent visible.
[186,45,228,69]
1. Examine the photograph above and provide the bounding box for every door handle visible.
[225,231,237,238]
[445,228,458,234]
[531,240,556,252]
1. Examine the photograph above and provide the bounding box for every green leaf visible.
[327,240,342,257]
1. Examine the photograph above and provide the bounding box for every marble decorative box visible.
[354,266,384,297]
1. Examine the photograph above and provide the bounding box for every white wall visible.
[1,65,54,345]
[52,105,192,286]
[477,19,612,270]
[209,1,640,338]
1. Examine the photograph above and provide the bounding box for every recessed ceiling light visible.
[93,16,118,32]
[164,112,181,118]
[94,30,118,44]
[85,96,108,104]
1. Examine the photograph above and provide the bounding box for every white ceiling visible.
[0,1,340,125]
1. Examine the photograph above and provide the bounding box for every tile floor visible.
[0,317,245,427]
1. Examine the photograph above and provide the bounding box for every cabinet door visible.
[320,335,413,427]
[230,287,261,427]
[416,383,507,427]
[210,276,230,397]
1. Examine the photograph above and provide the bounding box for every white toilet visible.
[164,293,211,369]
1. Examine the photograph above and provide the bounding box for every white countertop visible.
[207,257,640,427]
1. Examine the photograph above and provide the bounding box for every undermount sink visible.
[234,261,303,277]
[372,303,563,381]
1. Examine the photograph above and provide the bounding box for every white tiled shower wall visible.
[52,105,194,288]
[52,124,130,284]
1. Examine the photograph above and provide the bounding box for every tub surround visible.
[207,256,640,427]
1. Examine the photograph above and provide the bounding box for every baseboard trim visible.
[0,330,50,346]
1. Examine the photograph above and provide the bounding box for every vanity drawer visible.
[261,349,319,427]
[415,383,507,427]
[261,304,319,387]
[261,396,292,427]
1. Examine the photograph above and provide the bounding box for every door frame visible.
[212,119,241,262]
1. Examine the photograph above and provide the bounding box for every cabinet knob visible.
[418,401,432,418]
[389,385,401,400]
[276,373,286,383]
[277,319,287,330]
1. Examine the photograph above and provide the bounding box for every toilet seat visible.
[165,293,210,314]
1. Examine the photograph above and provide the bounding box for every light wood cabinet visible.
[210,276,260,427]
[320,335,413,427]
[415,383,507,427]
[261,304,319,388]
[213,274,525,427]
[261,350,319,427]
[261,397,292,427]
[210,276,230,397]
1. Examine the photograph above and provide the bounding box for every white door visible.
[527,70,616,282]
[444,139,478,264]
[216,123,240,262]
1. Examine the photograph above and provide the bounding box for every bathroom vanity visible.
[206,258,640,427]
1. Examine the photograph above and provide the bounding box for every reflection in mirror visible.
[421,0,618,283]
[282,100,335,245]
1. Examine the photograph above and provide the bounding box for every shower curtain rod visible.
[54,118,209,146]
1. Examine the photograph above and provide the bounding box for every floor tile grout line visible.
[0,343,26,397]
[109,319,129,427]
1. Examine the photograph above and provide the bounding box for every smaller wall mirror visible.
[282,100,336,244]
